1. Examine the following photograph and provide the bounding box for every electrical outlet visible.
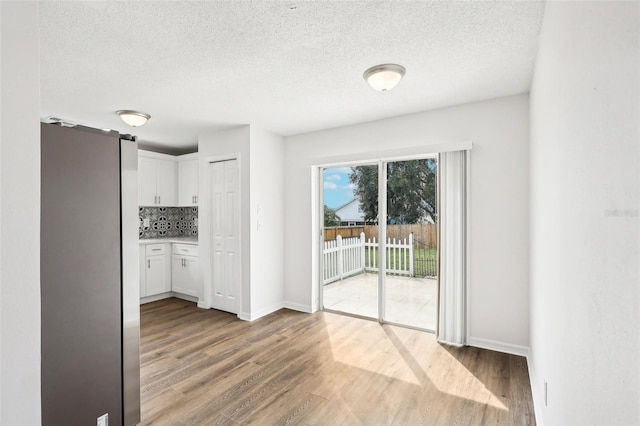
[143,218,150,228]
[97,413,108,426]
[544,381,548,406]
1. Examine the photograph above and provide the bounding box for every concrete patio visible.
[322,273,438,331]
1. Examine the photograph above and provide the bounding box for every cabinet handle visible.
[147,259,150,268]
[152,248,161,251]
[158,195,161,205]
[195,195,198,203]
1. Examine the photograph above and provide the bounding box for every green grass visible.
[324,247,438,280]
[363,247,437,267]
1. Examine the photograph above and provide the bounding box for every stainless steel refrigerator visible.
[41,123,140,425]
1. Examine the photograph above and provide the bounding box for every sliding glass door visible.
[320,157,439,332]
[321,164,378,320]
[383,158,438,330]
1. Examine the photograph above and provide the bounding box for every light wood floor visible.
[140,298,535,425]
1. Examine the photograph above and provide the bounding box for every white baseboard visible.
[141,292,200,305]
[236,301,313,321]
[467,336,530,357]
[526,354,545,426]
[282,301,313,313]
[237,301,285,322]
[172,292,198,303]
[238,312,251,321]
[139,292,172,304]
[197,300,210,309]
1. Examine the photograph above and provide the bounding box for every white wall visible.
[0,2,42,424]
[529,2,639,424]
[249,127,284,318]
[199,126,252,315]
[283,94,530,351]
[198,125,285,320]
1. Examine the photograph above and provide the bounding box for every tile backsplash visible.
[139,206,198,239]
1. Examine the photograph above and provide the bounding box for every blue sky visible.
[323,167,356,209]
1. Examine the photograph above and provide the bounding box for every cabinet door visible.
[138,157,157,206]
[156,159,177,206]
[139,247,147,297]
[172,255,187,294]
[184,256,200,297]
[146,255,166,296]
[178,160,199,206]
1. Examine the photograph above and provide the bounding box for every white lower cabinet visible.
[140,243,171,297]
[140,242,199,302]
[172,244,200,297]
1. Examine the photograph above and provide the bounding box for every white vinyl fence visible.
[323,232,414,285]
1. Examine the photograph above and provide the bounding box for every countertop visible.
[139,238,199,245]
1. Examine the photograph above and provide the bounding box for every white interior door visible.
[210,159,240,314]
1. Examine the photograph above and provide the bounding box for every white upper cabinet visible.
[178,159,199,206]
[138,157,157,206]
[155,159,177,206]
[138,151,177,206]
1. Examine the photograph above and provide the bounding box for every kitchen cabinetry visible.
[138,151,177,206]
[172,244,200,297]
[140,243,171,297]
[178,159,199,206]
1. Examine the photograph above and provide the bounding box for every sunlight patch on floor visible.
[323,313,509,412]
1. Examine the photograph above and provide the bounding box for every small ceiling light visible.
[363,64,406,92]
[116,110,150,127]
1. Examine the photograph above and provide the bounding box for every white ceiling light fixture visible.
[116,110,150,127]
[363,64,406,92]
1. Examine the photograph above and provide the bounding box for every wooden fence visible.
[324,224,436,247]
[364,224,437,248]
[323,226,365,241]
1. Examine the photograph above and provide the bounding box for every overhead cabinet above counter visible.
[138,150,198,207]
[178,159,199,206]
[138,152,177,206]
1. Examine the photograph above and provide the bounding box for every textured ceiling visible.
[39,1,545,153]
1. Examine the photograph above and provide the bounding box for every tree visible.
[324,205,341,226]
[349,165,379,223]
[349,159,437,224]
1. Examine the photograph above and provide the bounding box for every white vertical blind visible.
[438,150,469,346]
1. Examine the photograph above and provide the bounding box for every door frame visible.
[316,154,439,332]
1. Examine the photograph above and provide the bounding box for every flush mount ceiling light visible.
[363,64,406,92]
[116,110,150,127]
